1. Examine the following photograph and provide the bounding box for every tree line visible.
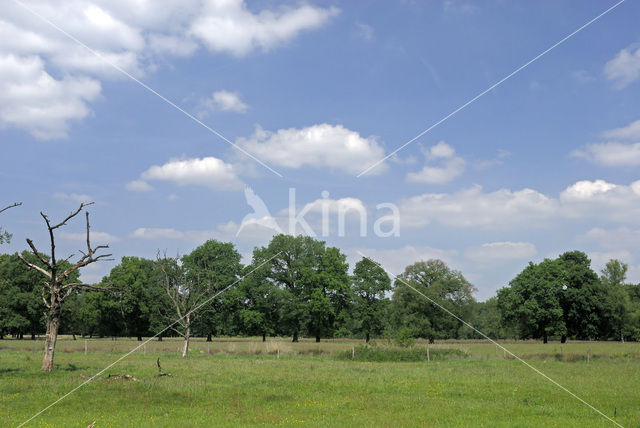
[3,235,640,349]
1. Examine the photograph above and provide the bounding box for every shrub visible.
[394,327,415,348]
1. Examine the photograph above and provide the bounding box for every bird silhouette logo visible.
[236,187,282,236]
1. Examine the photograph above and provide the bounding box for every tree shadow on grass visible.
[62,363,88,372]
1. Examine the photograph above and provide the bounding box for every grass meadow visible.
[1,337,639,427]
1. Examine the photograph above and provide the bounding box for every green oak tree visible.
[498,251,610,343]
[250,234,350,342]
[351,257,391,342]
[237,263,281,341]
[101,256,158,341]
[557,251,608,340]
[305,246,350,342]
[498,259,566,343]
[183,240,243,341]
[0,252,48,339]
[469,297,509,340]
[390,259,476,342]
[600,259,632,341]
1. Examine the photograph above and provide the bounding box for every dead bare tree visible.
[0,202,22,244]
[157,255,214,357]
[18,202,112,371]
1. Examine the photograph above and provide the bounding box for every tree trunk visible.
[42,307,61,372]
[315,335,320,343]
[181,328,190,357]
[292,331,299,343]
[206,333,212,342]
[181,315,191,358]
[19,332,23,340]
[137,335,142,341]
[72,333,76,340]
[262,333,266,342]
[158,334,163,342]
[365,332,370,343]
[31,333,36,340]
[543,332,548,344]
[560,335,567,344]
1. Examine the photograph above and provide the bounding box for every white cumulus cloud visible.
[299,196,366,215]
[190,1,339,56]
[572,119,640,166]
[578,227,640,251]
[398,185,558,229]
[559,179,618,201]
[60,230,119,243]
[236,124,388,175]
[602,119,640,140]
[465,242,537,264]
[560,179,640,223]
[124,180,153,192]
[348,245,458,277]
[198,90,248,116]
[130,156,244,191]
[0,0,337,138]
[572,142,640,167]
[407,141,466,184]
[130,221,276,245]
[398,179,640,231]
[52,192,93,203]
[605,44,640,89]
[0,54,101,139]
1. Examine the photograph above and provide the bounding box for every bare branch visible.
[57,211,111,280]
[61,287,74,301]
[58,251,112,281]
[49,202,93,230]
[41,287,51,308]
[85,211,91,254]
[169,325,185,336]
[25,238,52,269]
[17,254,52,279]
[61,282,112,292]
[0,202,21,214]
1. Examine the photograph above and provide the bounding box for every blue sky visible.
[2,0,640,299]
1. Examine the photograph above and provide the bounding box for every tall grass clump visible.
[337,345,468,362]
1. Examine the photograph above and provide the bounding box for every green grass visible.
[1,338,639,427]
